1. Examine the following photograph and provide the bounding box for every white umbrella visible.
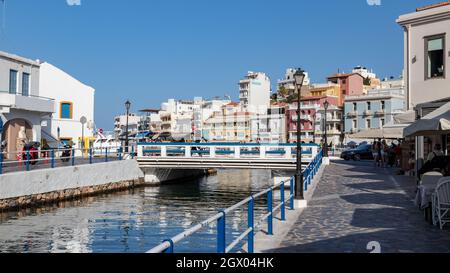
[404,102,450,137]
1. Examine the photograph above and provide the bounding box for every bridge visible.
[136,143,320,170]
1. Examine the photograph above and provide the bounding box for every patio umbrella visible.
[404,102,450,137]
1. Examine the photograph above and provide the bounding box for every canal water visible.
[0,169,278,253]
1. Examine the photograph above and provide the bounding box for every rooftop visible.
[416,1,450,12]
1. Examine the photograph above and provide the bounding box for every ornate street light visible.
[323,100,329,158]
[125,100,131,153]
[293,68,305,200]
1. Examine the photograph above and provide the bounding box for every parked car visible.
[340,144,374,161]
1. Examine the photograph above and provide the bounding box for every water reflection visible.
[0,169,273,253]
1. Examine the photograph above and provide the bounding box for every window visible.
[367,102,371,111]
[60,102,73,119]
[426,35,445,79]
[381,101,385,110]
[366,119,371,129]
[352,120,357,130]
[9,70,18,94]
[22,73,30,96]
[381,118,385,127]
[353,103,357,111]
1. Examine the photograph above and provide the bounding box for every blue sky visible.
[0,0,441,130]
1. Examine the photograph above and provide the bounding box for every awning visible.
[349,126,405,139]
[404,102,450,137]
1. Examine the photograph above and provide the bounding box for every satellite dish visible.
[80,116,87,125]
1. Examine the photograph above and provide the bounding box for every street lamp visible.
[323,100,329,158]
[125,100,131,153]
[293,68,305,200]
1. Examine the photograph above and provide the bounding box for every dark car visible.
[341,144,374,161]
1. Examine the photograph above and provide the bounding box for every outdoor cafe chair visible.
[432,178,450,230]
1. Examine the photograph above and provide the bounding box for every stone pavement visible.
[267,160,450,253]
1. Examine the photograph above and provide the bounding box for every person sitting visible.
[426,144,444,163]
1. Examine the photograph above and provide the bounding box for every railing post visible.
[26,151,30,171]
[234,146,240,159]
[51,150,55,168]
[280,182,286,221]
[248,196,254,254]
[260,145,266,159]
[89,148,93,164]
[210,146,216,158]
[161,146,167,157]
[285,146,292,159]
[267,189,273,235]
[290,177,294,210]
[71,148,75,166]
[105,148,108,162]
[217,210,226,253]
[162,239,174,254]
[185,146,191,158]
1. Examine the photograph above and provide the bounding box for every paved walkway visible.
[268,160,450,253]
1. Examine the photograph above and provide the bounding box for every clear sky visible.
[0,0,441,130]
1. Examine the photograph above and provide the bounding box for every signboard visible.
[40,120,48,127]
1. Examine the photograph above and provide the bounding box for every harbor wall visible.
[0,160,145,210]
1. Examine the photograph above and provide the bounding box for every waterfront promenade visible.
[263,160,450,253]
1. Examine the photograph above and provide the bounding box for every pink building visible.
[286,96,340,143]
[327,73,364,106]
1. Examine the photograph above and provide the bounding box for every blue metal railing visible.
[147,149,324,254]
[0,146,133,175]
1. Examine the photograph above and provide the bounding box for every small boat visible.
[92,132,121,155]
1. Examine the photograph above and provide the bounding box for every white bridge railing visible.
[137,142,320,160]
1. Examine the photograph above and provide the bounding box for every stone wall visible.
[0,160,145,211]
[0,179,144,211]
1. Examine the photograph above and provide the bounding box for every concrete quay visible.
[255,160,450,253]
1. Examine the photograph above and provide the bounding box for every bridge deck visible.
[137,157,310,170]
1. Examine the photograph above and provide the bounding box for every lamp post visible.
[293,68,305,200]
[323,100,329,158]
[312,113,316,144]
[125,100,131,153]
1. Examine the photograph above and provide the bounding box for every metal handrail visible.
[147,149,323,254]
[0,145,137,174]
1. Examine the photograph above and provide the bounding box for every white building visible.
[277,68,310,94]
[114,113,141,139]
[397,2,450,110]
[250,106,286,143]
[352,66,377,79]
[239,71,271,111]
[0,51,54,158]
[397,2,450,172]
[39,62,95,149]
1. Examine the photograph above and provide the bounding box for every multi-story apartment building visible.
[286,96,340,144]
[327,72,365,106]
[114,113,140,139]
[397,1,450,168]
[397,1,450,110]
[277,68,311,99]
[0,52,53,158]
[239,71,271,111]
[315,104,344,147]
[344,88,406,134]
[203,102,252,142]
[250,105,287,143]
[1,51,95,157]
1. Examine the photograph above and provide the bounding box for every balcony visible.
[374,109,385,116]
[363,110,372,116]
[347,111,357,118]
[0,91,55,114]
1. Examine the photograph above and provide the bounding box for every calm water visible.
[0,169,275,253]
